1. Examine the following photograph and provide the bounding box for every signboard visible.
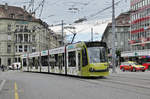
[121,49,150,57]
[41,50,48,56]
[49,47,65,54]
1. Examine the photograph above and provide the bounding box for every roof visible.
[101,11,130,41]
[0,4,38,21]
[0,4,50,28]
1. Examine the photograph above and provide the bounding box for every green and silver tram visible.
[21,41,109,77]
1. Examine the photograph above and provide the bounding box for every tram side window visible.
[82,48,88,66]
[68,51,76,67]
[62,53,65,67]
[58,53,64,67]
[49,55,55,69]
[32,58,35,66]
[41,56,48,66]
[29,59,33,67]
[55,54,59,67]
[35,58,39,69]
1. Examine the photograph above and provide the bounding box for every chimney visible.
[23,5,26,11]
[4,3,8,10]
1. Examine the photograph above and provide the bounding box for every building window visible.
[15,58,17,62]
[32,46,36,52]
[7,45,11,53]
[24,34,28,42]
[18,34,23,42]
[8,24,11,31]
[32,26,36,32]
[19,45,22,52]
[9,13,15,18]
[15,25,19,32]
[24,45,28,52]
[20,25,23,32]
[24,26,28,32]
[18,14,24,19]
[8,58,11,66]
[32,35,35,42]
[18,58,21,62]
[16,45,18,52]
[8,35,11,40]
[28,34,31,42]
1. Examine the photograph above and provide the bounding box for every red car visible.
[142,62,150,70]
[120,61,145,72]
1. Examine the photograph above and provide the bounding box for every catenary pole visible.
[91,28,93,41]
[62,20,64,46]
[112,0,116,73]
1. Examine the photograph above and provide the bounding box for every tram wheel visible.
[142,70,145,72]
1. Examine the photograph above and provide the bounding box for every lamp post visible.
[91,28,93,41]
[61,20,64,46]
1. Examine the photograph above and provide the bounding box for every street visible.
[0,70,150,99]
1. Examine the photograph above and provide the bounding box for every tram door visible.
[67,51,76,75]
[77,51,81,76]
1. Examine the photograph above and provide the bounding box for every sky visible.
[0,0,130,42]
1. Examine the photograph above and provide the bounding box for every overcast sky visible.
[0,0,130,42]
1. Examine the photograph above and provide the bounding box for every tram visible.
[21,41,109,77]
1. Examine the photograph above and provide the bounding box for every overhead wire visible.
[44,0,129,42]
[64,0,129,42]
[39,0,45,17]
[87,0,121,20]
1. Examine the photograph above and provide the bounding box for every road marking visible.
[0,80,6,92]
[14,82,19,99]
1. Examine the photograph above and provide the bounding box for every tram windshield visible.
[87,47,107,63]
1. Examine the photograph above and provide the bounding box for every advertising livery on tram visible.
[21,41,109,77]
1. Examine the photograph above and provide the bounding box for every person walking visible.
[1,64,4,71]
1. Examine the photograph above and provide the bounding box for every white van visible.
[9,62,21,70]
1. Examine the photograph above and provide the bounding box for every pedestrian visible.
[17,64,19,70]
[1,64,4,71]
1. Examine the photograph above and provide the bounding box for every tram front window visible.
[87,47,107,63]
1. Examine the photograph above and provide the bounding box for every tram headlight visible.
[89,68,95,72]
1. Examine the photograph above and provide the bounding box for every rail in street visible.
[0,70,150,99]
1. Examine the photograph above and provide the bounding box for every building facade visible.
[101,12,130,56]
[122,0,150,58]
[0,4,60,66]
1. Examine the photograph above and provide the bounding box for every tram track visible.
[21,71,150,96]
[98,78,150,90]
[110,74,150,81]
[72,76,150,97]
[106,75,150,86]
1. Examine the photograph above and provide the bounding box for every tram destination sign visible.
[85,42,106,47]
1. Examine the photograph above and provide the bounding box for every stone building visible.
[101,11,130,55]
[0,3,60,66]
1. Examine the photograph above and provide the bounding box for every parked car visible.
[142,62,150,70]
[120,61,145,72]
[9,62,21,70]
